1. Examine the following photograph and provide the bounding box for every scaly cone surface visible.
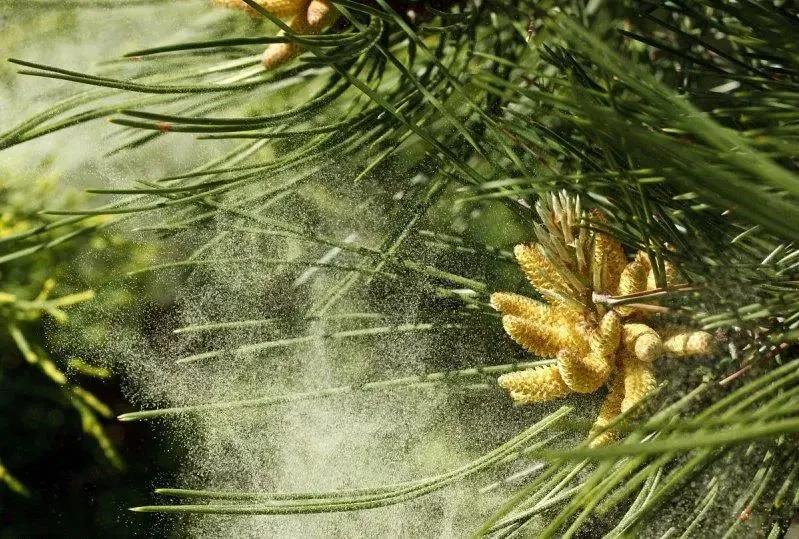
[494,192,715,446]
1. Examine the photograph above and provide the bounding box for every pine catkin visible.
[620,354,657,412]
[497,365,572,404]
[663,331,715,357]
[589,374,624,447]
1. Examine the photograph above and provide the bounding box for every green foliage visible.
[4,0,799,536]
[0,164,159,493]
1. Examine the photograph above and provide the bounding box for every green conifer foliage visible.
[3,0,799,536]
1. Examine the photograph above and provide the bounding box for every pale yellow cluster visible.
[214,0,338,68]
[493,193,714,446]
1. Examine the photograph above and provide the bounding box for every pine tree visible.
[3,0,799,536]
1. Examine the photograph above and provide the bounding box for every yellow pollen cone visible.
[215,0,339,69]
[622,323,662,362]
[590,311,621,358]
[306,0,334,26]
[490,292,550,322]
[557,349,610,393]
[492,194,716,448]
[618,251,650,295]
[514,244,572,303]
[213,0,307,18]
[589,374,624,447]
[620,355,656,413]
[646,260,680,290]
[590,213,627,294]
[261,10,312,68]
[498,365,571,405]
[501,315,573,359]
[663,331,715,357]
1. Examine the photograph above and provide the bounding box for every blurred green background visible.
[0,164,177,536]
[0,5,191,535]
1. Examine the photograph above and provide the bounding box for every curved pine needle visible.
[117,359,555,422]
[129,407,571,513]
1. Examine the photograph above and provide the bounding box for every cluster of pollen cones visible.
[492,193,715,447]
[214,0,338,68]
